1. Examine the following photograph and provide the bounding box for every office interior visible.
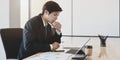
[0,0,120,60]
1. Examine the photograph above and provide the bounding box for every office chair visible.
[0,28,23,59]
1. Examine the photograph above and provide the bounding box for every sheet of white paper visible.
[27,52,72,60]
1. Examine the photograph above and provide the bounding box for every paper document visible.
[27,52,72,60]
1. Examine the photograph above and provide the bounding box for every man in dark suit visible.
[18,1,62,60]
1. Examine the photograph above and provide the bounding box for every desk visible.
[23,37,120,60]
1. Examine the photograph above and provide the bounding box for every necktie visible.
[44,25,47,40]
[51,28,56,36]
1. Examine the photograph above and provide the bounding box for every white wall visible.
[30,0,49,17]
[0,0,21,28]
[10,0,20,28]
[0,0,9,28]
[73,0,119,36]
[20,0,29,28]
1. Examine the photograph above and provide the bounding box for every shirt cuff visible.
[50,44,53,50]
[56,30,61,35]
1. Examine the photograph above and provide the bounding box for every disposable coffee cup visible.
[86,45,93,56]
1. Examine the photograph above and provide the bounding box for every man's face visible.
[45,11,60,23]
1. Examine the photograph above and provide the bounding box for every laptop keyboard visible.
[66,49,78,54]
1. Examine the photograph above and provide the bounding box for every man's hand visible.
[52,21,61,32]
[51,42,60,51]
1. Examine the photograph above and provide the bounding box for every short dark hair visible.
[42,1,62,14]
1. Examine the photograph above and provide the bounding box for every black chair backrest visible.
[0,28,23,59]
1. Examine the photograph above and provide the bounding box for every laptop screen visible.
[66,38,91,55]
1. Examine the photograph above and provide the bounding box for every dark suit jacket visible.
[18,14,62,60]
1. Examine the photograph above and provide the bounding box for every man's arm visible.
[50,21,62,51]
[23,21,51,55]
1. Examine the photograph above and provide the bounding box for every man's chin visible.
[49,21,54,24]
[48,20,55,23]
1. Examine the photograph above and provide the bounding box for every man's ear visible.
[44,10,49,15]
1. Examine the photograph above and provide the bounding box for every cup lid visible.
[86,45,92,48]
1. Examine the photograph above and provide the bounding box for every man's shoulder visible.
[26,15,42,25]
[29,16,39,22]
[24,15,43,30]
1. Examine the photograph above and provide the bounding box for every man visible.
[18,1,62,59]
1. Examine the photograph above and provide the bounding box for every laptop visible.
[66,38,91,59]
